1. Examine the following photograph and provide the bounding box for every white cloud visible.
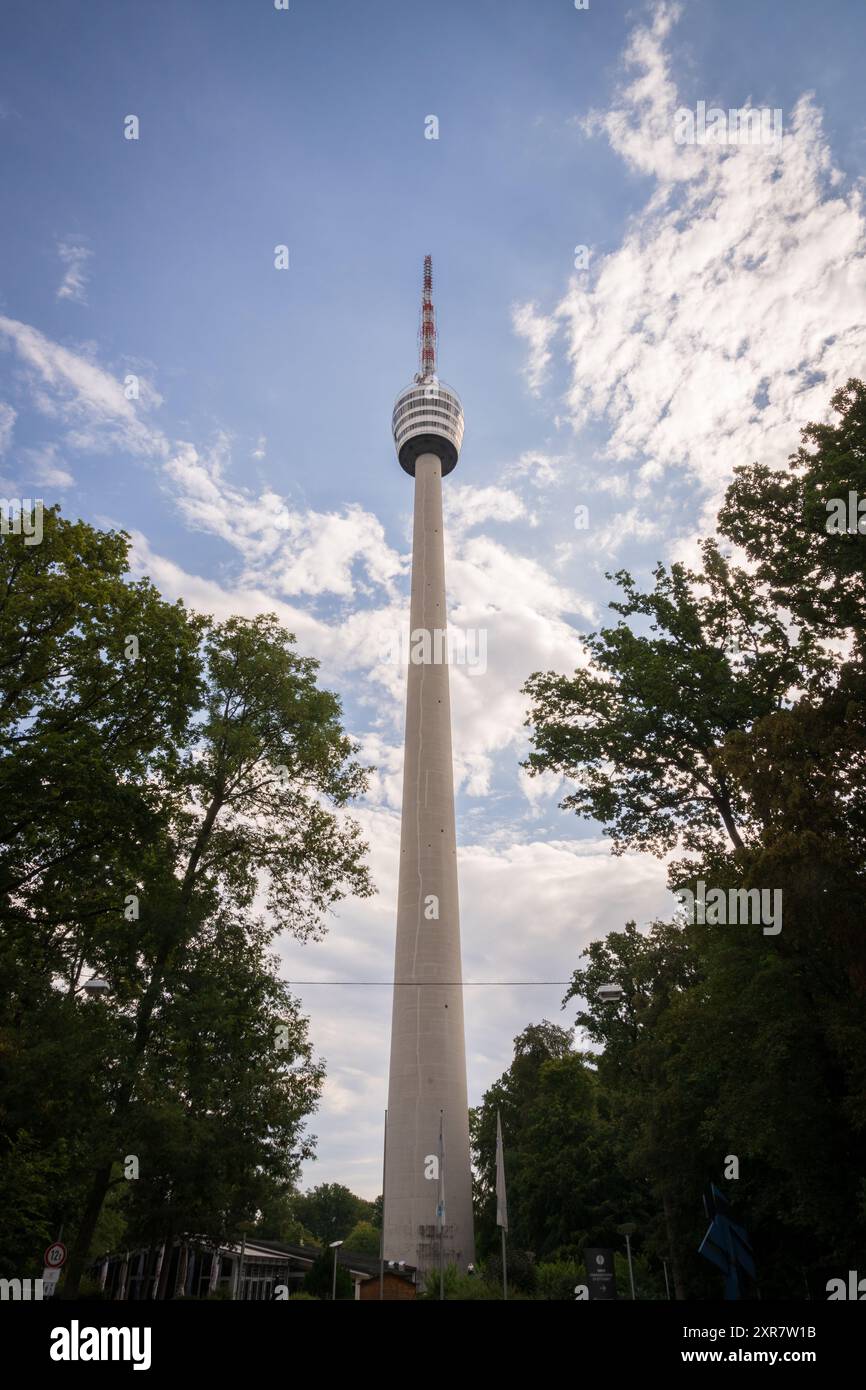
[56,241,92,304]
[444,483,529,533]
[164,439,405,599]
[505,450,571,488]
[590,506,664,556]
[518,764,565,814]
[511,301,558,396]
[0,316,167,459]
[532,3,866,529]
[21,443,74,488]
[0,402,15,454]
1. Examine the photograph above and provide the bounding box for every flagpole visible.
[438,1109,445,1301]
[379,1109,387,1301]
[501,1226,507,1301]
[496,1110,508,1300]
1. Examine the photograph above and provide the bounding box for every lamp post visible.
[379,1110,387,1301]
[617,1223,637,1300]
[329,1240,343,1301]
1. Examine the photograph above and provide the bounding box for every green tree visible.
[343,1220,380,1256]
[0,509,203,1278]
[64,606,372,1292]
[252,1188,317,1246]
[0,510,374,1293]
[293,1183,371,1245]
[523,542,829,870]
[471,1023,637,1267]
[0,505,203,959]
[521,383,866,1295]
[719,378,866,646]
[370,1192,383,1229]
[114,912,324,1258]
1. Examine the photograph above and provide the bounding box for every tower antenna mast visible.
[418,253,437,381]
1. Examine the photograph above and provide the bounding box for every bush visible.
[614,1249,664,1300]
[536,1260,582,1300]
[76,1275,108,1301]
[484,1246,537,1295]
[421,1263,502,1300]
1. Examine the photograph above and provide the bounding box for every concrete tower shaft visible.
[384,454,475,1275]
[384,260,475,1277]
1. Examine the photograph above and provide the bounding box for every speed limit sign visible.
[44,1242,67,1269]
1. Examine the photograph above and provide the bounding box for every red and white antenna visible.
[418,254,437,380]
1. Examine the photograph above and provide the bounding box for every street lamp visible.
[83,977,110,997]
[329,1240,344,1301]
[617,1223,637,1300]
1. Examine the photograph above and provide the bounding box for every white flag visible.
[495,1111,508,1232]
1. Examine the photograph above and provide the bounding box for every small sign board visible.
[44,1241,67,1269]
[584,1247,617,1300]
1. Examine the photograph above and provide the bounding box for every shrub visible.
[484,1246,537,1295]
[536,1260,582,1300]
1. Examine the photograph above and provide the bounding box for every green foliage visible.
[515,383,866,1296]
[0,1132,73,1278]
[485,1244,537,1295]
[252,1190,317,1247]
[116,914,325,1250]
[343,1220,380,1256]
[471,1023,629,1263]
[719,378,866,644]
[420,1262,501,1300]
[370,1193,383,1230]
[76,1275,109,1301]
[292,1184,374,1245]
[536,1260,582,1301]
[0,509,373,1291]
[613,1248,664,1300]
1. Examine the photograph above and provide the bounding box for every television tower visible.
[384,257,475,1278]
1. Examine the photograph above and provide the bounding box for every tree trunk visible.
[662,1186,687,1300]
[61,1160,113,1297]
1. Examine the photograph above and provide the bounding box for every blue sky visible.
[3,0,866,1197]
